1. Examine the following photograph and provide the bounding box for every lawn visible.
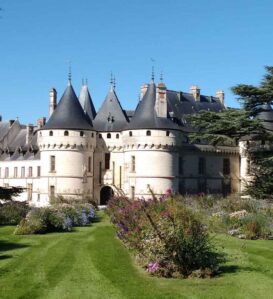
[0,213,273,299]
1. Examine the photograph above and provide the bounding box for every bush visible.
[14,203,96,235]
[0,201,30,225]
[107,196,224,278]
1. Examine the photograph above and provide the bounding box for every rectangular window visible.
[50,156,56,172]
[99,162,102,184]
[178,180,185,194]
[131,156,136,172]
[49,185,55,199]
[5,167,9,178]
[28,167,33,177]
[178,156,183,175]
[223,158,230,175]
[88,157,92,172]
[37,193,40,202]
[37,166,41,177]
[21,167,25,178]
[27,183,33,201]
[131,186,135,199]
[198,157,206,175]
[105,153,110,170]
[112,161,115,185]
[14,167,18,178]
[119,166,122,188]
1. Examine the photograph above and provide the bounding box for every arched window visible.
[49,131,53,136]
[116,134,119,139]
[91,133,94,138]
[129,131,133,137]
[107,133,111,139]
[80,131,84,137]
[64,131,69,136]
[146,130,151,136]
[166,131,170,136]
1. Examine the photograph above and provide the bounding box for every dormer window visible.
[146,130,151,136]
[107,133,111,139]
[129,131,133,137]
[80,131,84,137]
[64,131,69,136]
[49,131,53,136]
[116,134,119,139]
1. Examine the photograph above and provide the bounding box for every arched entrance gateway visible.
[100,186,114,205]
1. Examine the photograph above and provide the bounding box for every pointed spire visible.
[113,76,116,89]
[68,61,72,86]
[79,83,96,121]
[151,65,155,82]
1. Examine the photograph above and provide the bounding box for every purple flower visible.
[63,217,73,231]
[147,262,159,273]
[81,212,89,225]
[88,208,95,219]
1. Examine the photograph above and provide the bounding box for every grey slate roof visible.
[93,86,129,132]
[79,84,96,122]
[126,83,180,130]
[0,121,11,141]
[42,84,94,131]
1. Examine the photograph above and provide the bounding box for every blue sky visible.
[0,0,273,124]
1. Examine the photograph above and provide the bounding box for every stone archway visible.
[100,186,114,205]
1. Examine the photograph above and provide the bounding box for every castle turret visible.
[79,82,97,122]
[38,82,96,204]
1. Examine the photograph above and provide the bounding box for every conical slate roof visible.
[42,84,94,131]
[93,86,129,131]
[79,84,96,121]
[126,83,180,130]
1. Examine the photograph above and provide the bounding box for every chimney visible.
[216,90,225,105]
[26,124,34,145]
[37,117,46,128]
[155,82,167,117]
[190,85,200,101]
[140,84,149,100]
[49,88,57,117]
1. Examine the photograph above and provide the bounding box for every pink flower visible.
[147,262,159,273]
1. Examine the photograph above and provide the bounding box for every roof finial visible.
[113,75,116,89]
[150,58,155,82]
[85,78,88,86]
[110,72,113,84]
[68,61,72,85]
[82,78,84,86]
[160,71,163,82]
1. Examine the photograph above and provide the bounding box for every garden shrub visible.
[14,203,96,235]
[107,195,224,278]
[0,201,30,225]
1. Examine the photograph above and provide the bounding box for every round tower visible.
[37,83,96,205]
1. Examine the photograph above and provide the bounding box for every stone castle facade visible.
[0,76,251,206]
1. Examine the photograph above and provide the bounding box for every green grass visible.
[1,213,273,299]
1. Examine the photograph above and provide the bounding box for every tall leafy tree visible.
[188,66,273,199]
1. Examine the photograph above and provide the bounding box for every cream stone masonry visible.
[0,76,258,206]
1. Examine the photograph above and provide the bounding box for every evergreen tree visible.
[0,186,24,201]
[188,66,273,199]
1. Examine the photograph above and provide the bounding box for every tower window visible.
[49,131,53,136]
[116,134,119,139]
[129,131,133,137]
[37,166,41,177]
[131,155,136,172]
[5,167,9,178]
[223,158,230,175]
[50,155,56,172]
[80,131,84,137]
[146,130,151,136]
[14,167,18,178]
[21,167,25,178]
[99,134,102,139]
[64,131,69,136]
[107,133,111,139]
[198,157,206,175]
[166,131,170,136]
[105,153,110,170]
[88,157,92,172]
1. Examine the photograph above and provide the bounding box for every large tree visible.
[188,66,273,199]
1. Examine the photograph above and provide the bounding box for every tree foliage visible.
[188,66,273,199]
[0,186,24,201]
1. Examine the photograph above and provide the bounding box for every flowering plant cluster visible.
[14,203,96,235]
[107,192,224,278]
